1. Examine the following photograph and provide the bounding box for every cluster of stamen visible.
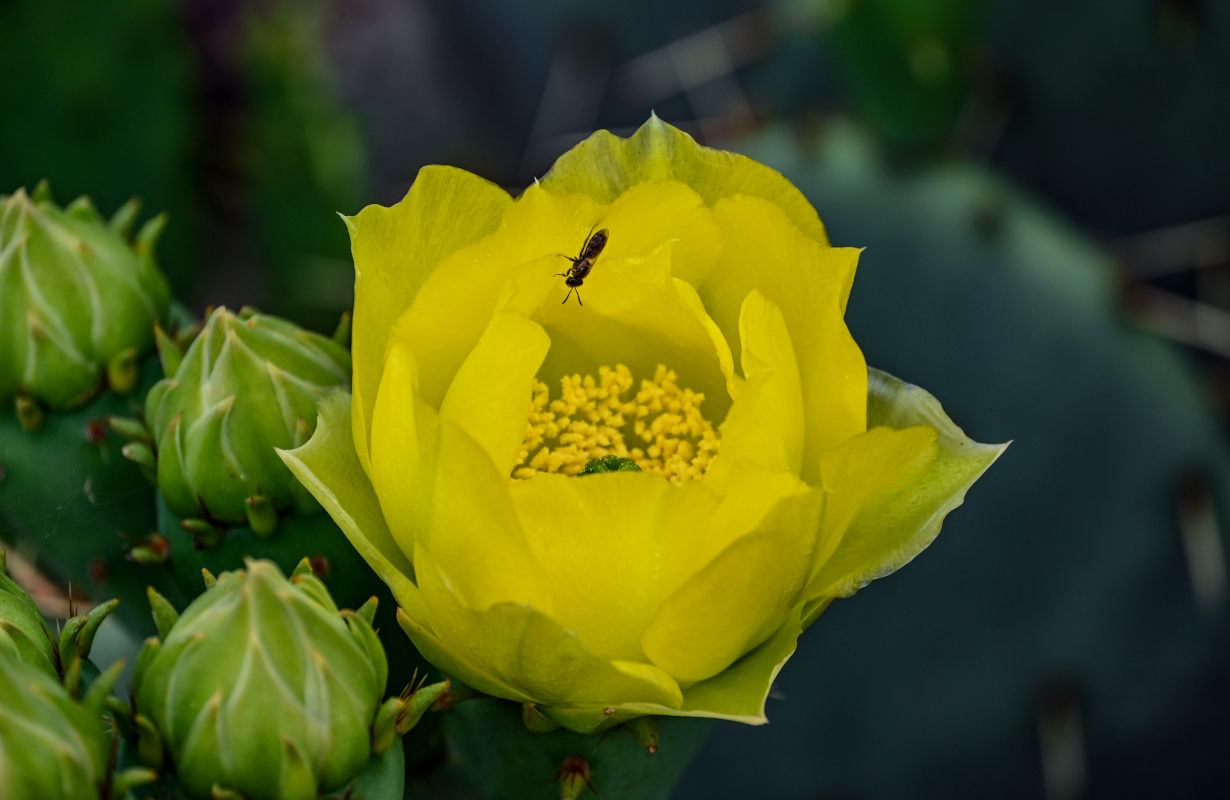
[514,364,719,482]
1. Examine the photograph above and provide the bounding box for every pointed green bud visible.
[111,768,158,797]
[108,196,141,237]
[62,654,84,698]
[245,493,278,537]
[523,702,560,733]
[65,195,100,223]
[126,535,169,565]
[58,597,118,668]
[291,569,340,614]
[180,517,224,549]
[625,715,660,753]
[15,395,44,431]
[278,738,318,800]
[555,756,595,800]
[104,694,135,739]
[134,712,164,768]
[132,559,390,800]
[31,179,53,203]
[371,697,404,755]
[354,595,378,626]
[131,637,160,697]
[106,346,139,394]
[332,310,352,346]
[290,555,315,580]
[0,648,112,800]
[0,551,61,679]
[153,322,184,376]
[107,414,151,444]
[120,441,157,482]
[82,658,124,715]
[144,306,350,524]
[0,185,170,410]
[147,586,179,639]
[394,678,449,736]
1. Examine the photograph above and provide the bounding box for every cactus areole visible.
[0,183,170,411]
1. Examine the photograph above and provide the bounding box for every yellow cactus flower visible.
[280,117,1005,734]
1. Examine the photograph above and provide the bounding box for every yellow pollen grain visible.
[514,364,719,482]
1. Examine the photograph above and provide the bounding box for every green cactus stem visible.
[439,698,714,800]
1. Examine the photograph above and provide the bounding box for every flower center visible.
[514,364,719,483]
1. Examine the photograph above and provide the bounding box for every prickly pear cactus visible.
[130,558,444,800]
[0,182,185,633]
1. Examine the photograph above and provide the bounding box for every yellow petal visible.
[367,333,437,555]
[703,195,866,482]
[540,115,830,246]
[807,425,939,597]
[507,472,717,662]
[708,290,804,482]
[348,167,512,465]
[276,392,416,600]
[404,544,684,716]
[529,247,735,416]
[560,179,723,286]
[396,180,731,411]
[642,484,822,684]
[507,468,806,664]
[439,311,550,475]
[662,602,808,725]
[392,184,600,407]
[419,419,552,612]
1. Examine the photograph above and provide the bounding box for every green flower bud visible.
[0,183,170,410]
[144,306,350,525]
[132,559,387,800]
[0,646,110,800]
[0,551,59,679]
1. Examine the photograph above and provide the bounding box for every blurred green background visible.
[3,0,1229,797]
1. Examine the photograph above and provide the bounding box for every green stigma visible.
[580,455,642,475]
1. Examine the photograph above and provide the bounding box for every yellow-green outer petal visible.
[809,368,1008,602]
[540,116,830,246]
[348,166,513,465]
[278,392,415,590]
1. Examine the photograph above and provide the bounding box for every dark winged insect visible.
[555,226,609,305]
